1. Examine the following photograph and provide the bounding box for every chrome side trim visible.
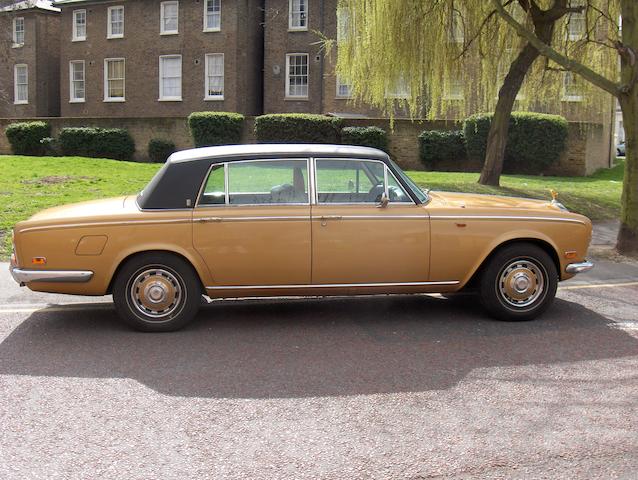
[565,261,594,274]
[10,267,94,284]
[198,216,309,222]
[206,281,459,290]
[430,215,586,225]
[18,218,192,233]
[317,215,428,220]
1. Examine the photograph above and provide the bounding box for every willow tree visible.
[335,0,637,254]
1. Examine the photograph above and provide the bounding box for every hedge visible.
[58,127,135,160]
[148,138,176,163]
[255,114,343,143]
[419,130,466,169]
[188,112,244,147]
[464,112,568,174]
[5,121,51,155]
[341,126,388,152]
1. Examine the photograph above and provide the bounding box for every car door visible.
[193,158,311,286]
[311,158,430,285]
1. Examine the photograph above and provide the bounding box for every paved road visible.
[1,260,637,479]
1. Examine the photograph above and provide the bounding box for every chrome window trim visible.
[205,280,459,290]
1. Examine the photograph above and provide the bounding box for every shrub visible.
[39,137,60,157]
[58,127,135,160]
[148,138,176,163]
[255,113,343,143]
[341,126,388,152]
[419,130,466,169]
[464,112,568,174]
[5,121,51,155]
[188,112,244,147]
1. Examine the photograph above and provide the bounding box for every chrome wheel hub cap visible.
[129,268,182,319]
[498,259,545,308]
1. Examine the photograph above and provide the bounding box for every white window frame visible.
[336,75,352,99]
[562,71,583,102]
[160,1,179,35]
[203,0,221,32]
[69,60,86,103]
[567,0,586,40]
[159,54,182,101]
[443,78,464,101]
[107,5,124,39]
[385,76,410,99]
[336,6,349,42]
[449,9,464,43]
[14,64,28,105]
[72,9,86,41]
[288,0,308,31]
[13,17,25,46]
[104,58,125,102]
[205,53,224,100]
[285,53,309,99]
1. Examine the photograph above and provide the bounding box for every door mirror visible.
[376,192,389,208]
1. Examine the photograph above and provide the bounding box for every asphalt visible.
[0,258,637,479]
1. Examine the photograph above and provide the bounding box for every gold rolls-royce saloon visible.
[10,144,593,331]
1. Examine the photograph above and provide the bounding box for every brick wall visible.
[0,116,612,176]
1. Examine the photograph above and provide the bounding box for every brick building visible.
[0,0,60,117]
[55,0,264,117]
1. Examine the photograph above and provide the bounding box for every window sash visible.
[336,76,352,98]
[161,1,179,34]
[13,17,25,45]
[73,10,86,40]
[108,6,124,37]
[563,72,582,100]
[204,0,221,30]
[160,55,182,100]
[286,54,308,98]
[14,65,28,103]
[70,61,85,101]
[205,53,224,99]
[105,59,125,100]
[289,0,307,29]
[567,0,586,39]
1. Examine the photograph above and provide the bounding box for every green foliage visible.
[58,127,135,161]
[39,137,61,157]
[5,121,51,155]
[464,112,568,174]
[419,130,466,169]
[341,126,388,152]
[148,138,176,163]
[188,112,244,147]
[255,114,343,143]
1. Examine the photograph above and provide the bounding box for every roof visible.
[0,1,59,12]
[169,144,388,164]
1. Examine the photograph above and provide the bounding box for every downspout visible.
[318,0,325,114]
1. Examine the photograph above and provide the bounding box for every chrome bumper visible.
[9,265,94,286]
[565,261,594,274]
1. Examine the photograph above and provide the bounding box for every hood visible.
[429,191,561,211]
[26,196,135,223]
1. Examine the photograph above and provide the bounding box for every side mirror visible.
[376,192,389,209]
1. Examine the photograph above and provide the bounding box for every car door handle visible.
[194,217,223,223]
[319,215,343,221]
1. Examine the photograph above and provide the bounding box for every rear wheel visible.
[113,253,202,332]
[479,243,558,321]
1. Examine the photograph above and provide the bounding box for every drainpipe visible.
[318,0,325,114]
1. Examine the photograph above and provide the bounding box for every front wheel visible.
[479,243,558,322]
[113,253,202,332]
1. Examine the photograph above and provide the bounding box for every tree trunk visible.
[617,92,638,255]
[479,19,555,186]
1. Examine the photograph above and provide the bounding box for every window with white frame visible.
[289,0,307,30]
[13,17,25,46]
[108,6,124,38]
[385,76,410,99]
[567,0,586,40]
[159,55,182,101]
[73,9,86,41]
[104,58,125,101]
[160,1,179,34]
[562,71,582,101]
[336,76,352,98]
[204,0,221,31]
[205,53,224,99]
[337,6,349,42]
[286,53,308,98]
[14,64,28,104]
[449,9,464,43]
[444,77,464,100]
[69,60,85,102]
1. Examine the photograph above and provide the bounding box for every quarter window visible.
[14,64,28,104]
[160,1,179,34]
[286,53,308,98]
[104,58,125,101]
[73,9,86,41]
[205,53,224,99]
[204,0,221,31]
[69,60,85,102]
[289,0,307,30]
[13,17,24,45]
[108,6,124,38]
[159,55,182,101]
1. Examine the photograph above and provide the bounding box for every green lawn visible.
[0,155,624,259]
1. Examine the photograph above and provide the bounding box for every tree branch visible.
[490,0,621,97]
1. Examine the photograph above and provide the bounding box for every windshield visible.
[387,157,429,203]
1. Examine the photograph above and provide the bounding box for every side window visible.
[315,159,384,204]
[228,159,309,205]
[200,164,225,205]
[387,172,412,203]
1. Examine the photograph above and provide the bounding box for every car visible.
[617,140,626,157]
[10,144,594,332]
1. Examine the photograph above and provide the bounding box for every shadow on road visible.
[1,295,637,398]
